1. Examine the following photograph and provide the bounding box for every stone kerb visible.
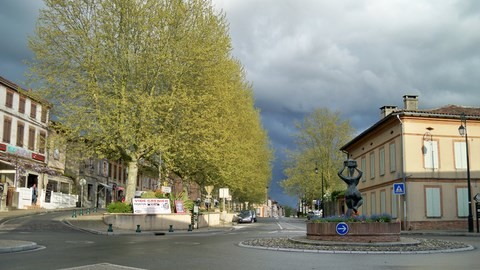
[306,222,401,243]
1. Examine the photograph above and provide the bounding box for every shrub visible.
[107,202,133,213]
[313,213,393,223]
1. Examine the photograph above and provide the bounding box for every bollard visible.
[136,225,141,233]
[86,208,90,214]
[79,209,83,216]
[108,224,113,232]
[72,210,77,218]
[93,207,97,212]
[169,225,174,232]
[188,224,193,231]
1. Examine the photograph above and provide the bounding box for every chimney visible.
[380,106,398,118]
[403,95,418,110]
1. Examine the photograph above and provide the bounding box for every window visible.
[391,188,398,218]
[41,107,48,123]
[370,192,376,215]
[60,182,70,193]
[5,90,13,108]
[39,131,46,154]
[379,148,385,176]
[389,143,396,172]
[19,96,26,113]
[380,190,386,213]
[423,141,439,169]
[28,127,35,151]
[2,117,12,143]
[30,102,37,119]
[362,193,368,215]
[113,164,117,180]
[370,152,375,179]
[361,156,366,182]
[88,184,94,201]
[456,187,469,217]
[454,142,467,169]
[425,187,441,217]
[16,122,24,147]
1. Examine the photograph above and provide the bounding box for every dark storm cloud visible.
[0,0,44,86]
[214,0,480,206]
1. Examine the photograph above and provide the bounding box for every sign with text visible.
[132,198,171,214]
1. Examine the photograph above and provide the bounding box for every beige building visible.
[341,95,479,231]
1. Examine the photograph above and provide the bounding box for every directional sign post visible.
[336,222,349,236]
[393,183,405,195]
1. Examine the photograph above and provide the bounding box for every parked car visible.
[237,210,257,223]
[307,210,322,220]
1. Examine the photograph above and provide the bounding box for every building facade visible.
[341,95,480,230]
[0,75,74,211]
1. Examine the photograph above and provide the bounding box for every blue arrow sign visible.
[336,222,349,236]
[393,183,405,195]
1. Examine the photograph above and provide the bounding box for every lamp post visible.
[315,162,325,217]
[458,113,474,232]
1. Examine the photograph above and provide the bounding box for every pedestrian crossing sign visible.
[393,183,405,195]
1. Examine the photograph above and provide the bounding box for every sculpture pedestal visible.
[306,222,401,243]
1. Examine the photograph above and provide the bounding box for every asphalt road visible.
[0,212,478,270]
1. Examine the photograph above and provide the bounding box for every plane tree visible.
[29,0,272,203]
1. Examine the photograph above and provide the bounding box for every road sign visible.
[336,222,349,236]
[393,183,405,195]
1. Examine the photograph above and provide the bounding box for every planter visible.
[306,222,401,243]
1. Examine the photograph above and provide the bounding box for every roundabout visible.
[239,236,474,254]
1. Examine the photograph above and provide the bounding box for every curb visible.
[238,241,475,254]
[0,240,40,254]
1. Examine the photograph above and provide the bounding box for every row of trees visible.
[280,108,355,210]
[28,0,273,204]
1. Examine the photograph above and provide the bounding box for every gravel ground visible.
[240,237,473,253]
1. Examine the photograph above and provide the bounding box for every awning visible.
[98,183,112,189]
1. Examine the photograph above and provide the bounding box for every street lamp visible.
[458,113,474,232]
[315,162,325,217]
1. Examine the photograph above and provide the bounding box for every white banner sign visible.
[132,198,171,214]
[219,188,229,198]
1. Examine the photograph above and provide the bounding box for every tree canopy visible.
[280,108,354,207]
[29,0,272,204]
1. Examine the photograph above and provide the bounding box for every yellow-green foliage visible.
[140,191,157,199]
[107,202,133,213]
[29,0,273,204]
[281,108,355,206]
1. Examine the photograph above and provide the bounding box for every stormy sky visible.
[1,1,480,207]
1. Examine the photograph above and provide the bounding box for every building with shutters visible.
[0,75,74,210]
[340,95,480,230]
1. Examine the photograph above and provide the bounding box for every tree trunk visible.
[125,159,139,204]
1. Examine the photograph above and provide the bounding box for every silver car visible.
[237,210,257,223]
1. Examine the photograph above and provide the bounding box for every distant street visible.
[0,212,478,270]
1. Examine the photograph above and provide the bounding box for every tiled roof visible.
[426,105,480,116]
[340,104,480,151]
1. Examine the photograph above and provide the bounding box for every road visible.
[0,212,478,270]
